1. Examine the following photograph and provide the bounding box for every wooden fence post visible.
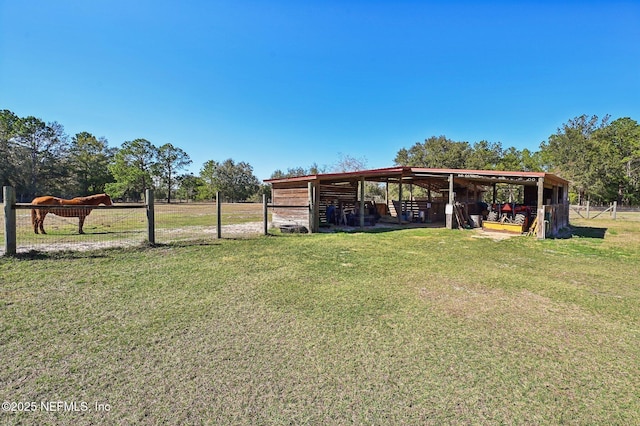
[216,191,222,239]
[3,186,16,255]
[586,200,590,219]
[612,201,617,220]
[263,193,268,235]
[146,189,155,244]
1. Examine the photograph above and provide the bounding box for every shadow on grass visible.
[161,240,223,248]
[328,224,447,235]
[330,227,405,235]
[4,240,225,260]
[8,250,110,260]
[570,225,608,239]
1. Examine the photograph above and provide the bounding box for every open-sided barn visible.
[265,166,570,238]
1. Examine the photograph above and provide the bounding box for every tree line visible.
[0,109,263,202]
[2,108,639,205]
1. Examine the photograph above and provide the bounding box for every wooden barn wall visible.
[388,199,446,222]
[539,203,569,239]
[271,184,309,227]
[319,182,357,205]
[318,182,358,223]
[319,182,357,224]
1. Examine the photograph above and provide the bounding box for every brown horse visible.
[31,193,113,235]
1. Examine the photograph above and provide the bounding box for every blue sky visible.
[1,0,639,181]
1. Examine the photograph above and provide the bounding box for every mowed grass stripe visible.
[1,221,639,424]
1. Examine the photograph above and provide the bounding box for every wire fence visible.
[569,203,640,221]
[2,187,274,256]
[153,202,269,242]
[7,196,640,255]
[8,204,148,254]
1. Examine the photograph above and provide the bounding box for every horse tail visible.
[31,207,37,226]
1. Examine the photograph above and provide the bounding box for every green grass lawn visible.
[1,217,639,424]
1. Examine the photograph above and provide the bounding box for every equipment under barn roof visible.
[265,166,570,238]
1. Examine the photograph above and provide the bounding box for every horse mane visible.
[79,193,106,200]
[68,193,112,206]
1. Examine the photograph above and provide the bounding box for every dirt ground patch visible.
[471,228,522,241]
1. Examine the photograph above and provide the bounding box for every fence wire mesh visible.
[2,202,272,255]
[154,202,269,243]
[569,205,640,221]
[7,205,147,255]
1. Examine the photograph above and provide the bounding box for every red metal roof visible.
[264,166,569,186]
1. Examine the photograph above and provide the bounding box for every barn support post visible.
[446,174,454,229]
[308,182,319,233]
[397,179,403,224]
[263,193,268,235]
[536,177,544,212]
[216,191,222,238]
[3,186,16,255]
[359,176,365,229]
[313,183,320,233]
[427,185,432,222]
[449,174,454,202]
[537,207,546,240]
[308,182,313,232]
[563,182,570,227]
[385,180,389,207]
[146,189,155,245]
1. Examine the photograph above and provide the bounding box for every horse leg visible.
[39,212,47,234]
[78,216,86,234]
[32,209,39,234]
